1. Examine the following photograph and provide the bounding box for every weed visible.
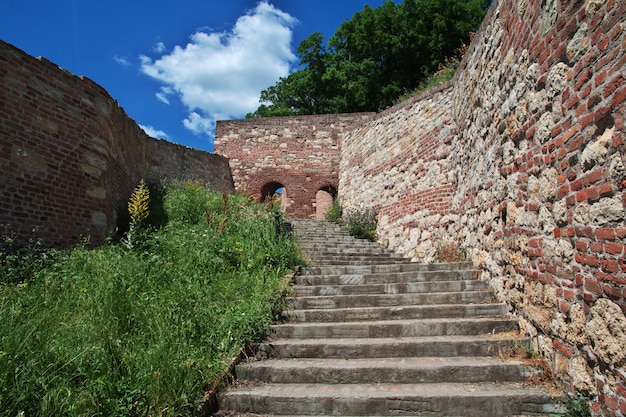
[123,179,152,251]
[434,241,466,263]
[512,340,538,359]
[343,207,378,241]
[551,394,591,417]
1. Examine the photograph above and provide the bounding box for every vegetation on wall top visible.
[247,0,488,117]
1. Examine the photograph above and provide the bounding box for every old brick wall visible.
[0,40,234,247]
[215,113,372,218]
[340,0,625,414]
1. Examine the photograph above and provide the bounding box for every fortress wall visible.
[340,0,626,413]
[0,40,233,247]
[215,113,372,218]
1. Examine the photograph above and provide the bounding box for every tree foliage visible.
[247,0,488,118]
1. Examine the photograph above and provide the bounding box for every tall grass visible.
[0,181,302,416]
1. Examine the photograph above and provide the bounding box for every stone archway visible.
[260,181,288,212]
[214,113,373,219]
[315,185,338,220]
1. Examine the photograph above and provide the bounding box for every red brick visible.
[584,254,600,266]
[583,168,604,186]
[605,395,619,411]
[553,340,573,357]
[571,178,583,191]
[604,74,625,99]
[598,182,614,196]
[594,70,608,87]
[596,228,617,240]
[612,84,626,107]
[602,259,620,273]
[590,242,604,253]
[585,277,602,294]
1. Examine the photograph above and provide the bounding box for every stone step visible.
[306,258,409,266]
[295,269,479,286]
[235,357,542,384]
[299,242,394,250]
[281,302,508,322]
[255,335,525,359]
[268,316,518,339]
[288,290,494,309]
[219,382,563,417]
[217,220,563,417]
[301,262,475,275]
[294,280,487,296]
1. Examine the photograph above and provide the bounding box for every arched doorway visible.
[260,182,288,213]
[315,185,338,220]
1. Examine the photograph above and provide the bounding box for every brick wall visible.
[215,113,372,218]
[340,0,625,414]
[0,40,234,247]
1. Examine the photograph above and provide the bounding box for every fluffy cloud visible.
[139,124,169,139]
[140,2,297,139]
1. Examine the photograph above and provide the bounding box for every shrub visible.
[0,225,59,285]
[343,207,378,241]
[325,199,343,224]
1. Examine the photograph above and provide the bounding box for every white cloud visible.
[113,55,131,66]
[139,124,169,139]
[152,42,166,54]
[140,1,297,139]
[183,112,215,135]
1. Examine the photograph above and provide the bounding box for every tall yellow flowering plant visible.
[125,179,150,250]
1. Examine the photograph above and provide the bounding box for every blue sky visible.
[1,1,396,152]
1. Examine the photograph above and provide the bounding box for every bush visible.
[0,183,303,417]
[325,199,343,224]
[343,207,378,241]
[0,225,59,285]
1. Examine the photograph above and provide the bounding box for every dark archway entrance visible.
[261,181,288,212]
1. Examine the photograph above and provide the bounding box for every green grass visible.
[0,181,302,416]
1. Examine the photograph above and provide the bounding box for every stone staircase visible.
[218,220,563,416]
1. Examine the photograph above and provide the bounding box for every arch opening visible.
[260,181,288,212]
[315,185,338,220]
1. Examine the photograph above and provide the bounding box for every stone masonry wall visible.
[340,0,625,414]
[0,40,234,247]
[215,113,372,219]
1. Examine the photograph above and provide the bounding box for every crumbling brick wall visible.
[0,40,234,247]
[339,0,625,414]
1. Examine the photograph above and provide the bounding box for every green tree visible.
[247,0,488,117]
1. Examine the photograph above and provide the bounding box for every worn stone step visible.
[299,243,396,252]
[294,280,487,296]
[219,382,563,417]
[235,357,542,384]
[295,269,479,286]
[255,335,525,359]
[302,262,474,275]
[288,290,494,309]
[301,252,404,261]
[305,256,407,266]
[282,302,508,322]
[268,317,518,339]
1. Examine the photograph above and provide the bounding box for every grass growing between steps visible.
[0,181,302,417]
